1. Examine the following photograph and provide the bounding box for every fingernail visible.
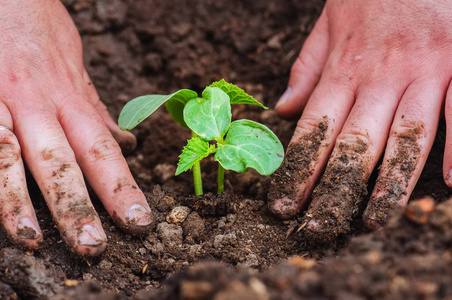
[447,169,452,185]
[128,204,152,226]
[17,218,41,239]
[275,87,292,109]
[79,224,106,246]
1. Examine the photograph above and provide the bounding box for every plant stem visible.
[217,136,225,194]
[217,163,224,194]
[191,131,203,196]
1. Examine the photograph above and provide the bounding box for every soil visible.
[0,0,451,299]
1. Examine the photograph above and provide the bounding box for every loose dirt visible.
[0,0,450,299]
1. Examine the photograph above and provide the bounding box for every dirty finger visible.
[12,101,107,256]
[58,95,153,234]
[442,79,452,187]
[363,78,445,229]
[82,69,137,155]
[275,9,329,119]
[0,102,43,249]
[303,78,404,243]
[268,69,356,219]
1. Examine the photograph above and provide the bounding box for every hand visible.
[269,0,452,242]
[0,0,153,255]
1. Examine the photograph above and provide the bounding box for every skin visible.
[270,0,452,237]
[0,0,153,255]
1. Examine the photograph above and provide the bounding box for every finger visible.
[11,101,107,256]
[362,78,444,229]
[275,9,329,118]
[443,79,452,186]
[304,78,405,243]
[0,103,42,249]
[82,70,137,155]
[58,94,153,234]
[268,70,356,219]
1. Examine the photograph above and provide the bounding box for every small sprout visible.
[119,79,284,195]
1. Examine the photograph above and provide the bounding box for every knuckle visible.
[86,137,123,163]
[294,114,330,141]
[292,52,314,74]
[0,129,21,166]
[335,127,371,155]
[41,146,76,162]
[40,146,77,172]
[390,121,427,141]
[296,114,328,132]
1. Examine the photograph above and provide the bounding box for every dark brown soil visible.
[0,0,451,299]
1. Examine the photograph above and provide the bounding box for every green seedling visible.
[119,79,284,196]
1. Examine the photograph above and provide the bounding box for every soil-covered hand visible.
[0,0,153,255]
[269,0,452,242]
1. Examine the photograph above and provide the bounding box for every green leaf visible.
[166,91,199,127]
[215,119,284,175]
[209,79,268,109]
[183,87,232,141]
[176,137,216,175]
[118,89,197,130]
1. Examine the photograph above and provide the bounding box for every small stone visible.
[150,242,165,256]
[157,222,183,246]
[226,214,237,224]
[213,233,237,249]
[98,260,113,270]
[64,279,78,287]
[404,197,436,224]
[83,273,93,281]
[167,206,191,225]
[244,254,259,268]
[217,217,227,229]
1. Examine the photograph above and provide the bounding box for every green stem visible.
[191,131,203,196]
[217,163,224,194]
[217,136,225,194]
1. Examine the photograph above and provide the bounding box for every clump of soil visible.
[137,197,452,299]
[0,0,451,299]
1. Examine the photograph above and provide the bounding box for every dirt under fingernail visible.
[303,139,369,244]
[268,117,329,219]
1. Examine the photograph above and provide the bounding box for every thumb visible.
[276,9,330,119]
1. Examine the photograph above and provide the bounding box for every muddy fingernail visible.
[275,87,292,109]
[446,169,452,185]
[128,204,152,226]
[79,224,106,246]
[17,218,41,239]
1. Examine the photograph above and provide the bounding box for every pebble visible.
[157,222,183,246]
[404,197,436,224]
[244,254,259,268]
[166,206,191,225]
[213,233,237,249]
[98,260,113,270]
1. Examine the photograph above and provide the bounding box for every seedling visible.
[119,79,284,196]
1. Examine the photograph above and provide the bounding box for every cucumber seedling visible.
[119,79,284,196]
